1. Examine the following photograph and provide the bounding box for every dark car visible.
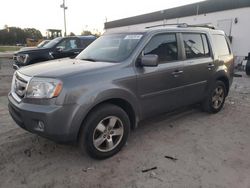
[18,40,51,52]
[8,24,234,159]
[246,53,250,75]
[13,35,96,69]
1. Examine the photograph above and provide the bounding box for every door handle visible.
[207,63,215,70]
[74,51,80,55]
[172,70,183,77]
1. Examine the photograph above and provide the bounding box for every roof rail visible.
[145,23,188,29]
[145,23,215,29]
[184,24,216,29]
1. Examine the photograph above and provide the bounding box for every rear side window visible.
[81,38,95,48]
[182,33,210,59]
[212,34,231,56]
[144,34,178,63]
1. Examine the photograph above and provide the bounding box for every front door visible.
[53,38,81,59]
[136,33,185,119]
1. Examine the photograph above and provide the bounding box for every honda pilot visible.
[8,24,234,159]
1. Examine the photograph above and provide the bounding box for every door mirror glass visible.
[55,46,64,52]
[141,54,158,67]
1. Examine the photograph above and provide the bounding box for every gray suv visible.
[8,24,234,159]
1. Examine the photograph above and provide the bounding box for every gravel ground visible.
[0,58,250,188]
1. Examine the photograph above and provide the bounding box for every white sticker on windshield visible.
[124,35,143,40]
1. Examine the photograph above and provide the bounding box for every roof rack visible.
[145,23,188,29]
[145,23,215,29]
[185,24,216,29]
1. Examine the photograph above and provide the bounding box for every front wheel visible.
[78,104,130,159]
[202,81,227,113]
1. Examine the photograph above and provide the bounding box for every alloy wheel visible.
[212,86,225,109]
[93,116,124,152]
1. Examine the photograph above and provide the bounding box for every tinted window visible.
[144,34,178,63]
[183,33,210,59]
[213,34,230,56]
[81,38,95,48]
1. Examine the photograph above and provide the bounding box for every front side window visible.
[212,34,231,56]
[76,33,143,62]
[57,39,79,51]
[183,33,210,59]
[144,34,178,63]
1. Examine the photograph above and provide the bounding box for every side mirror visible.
[141,54,158,67]
[55,46,63,52]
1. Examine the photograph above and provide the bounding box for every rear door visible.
[136,33,186,119]
[180,32,214,105]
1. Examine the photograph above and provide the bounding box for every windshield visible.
[76,33,144,62]
[42,37,62,48]
[37,40,50,48]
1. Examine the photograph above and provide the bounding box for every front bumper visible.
[13,54,26,70]
[8,93,79,143]
[13,63,20,70]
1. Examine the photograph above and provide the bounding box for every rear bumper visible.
[8,93,80,143]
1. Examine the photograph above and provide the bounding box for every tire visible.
[78,103,130,159]
[202,81,227,113]
[246,60,250,76]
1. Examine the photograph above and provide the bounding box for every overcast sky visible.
[0,0,204,35]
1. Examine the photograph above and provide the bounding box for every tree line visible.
[0,26,101,45]
[0,26,43,45]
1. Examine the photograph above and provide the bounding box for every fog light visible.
[35,121,45,132]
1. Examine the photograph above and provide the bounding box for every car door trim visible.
[140,80,207,99]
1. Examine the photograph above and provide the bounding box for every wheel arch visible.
[215,75,230,96]
[76,96,139,141]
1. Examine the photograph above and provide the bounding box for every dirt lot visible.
[0,58,250,188]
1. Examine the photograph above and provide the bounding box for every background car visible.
[246,53,250,75]
[13,35,96,69]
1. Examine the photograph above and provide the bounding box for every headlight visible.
[26,78,63,99]
[17,54,29,64]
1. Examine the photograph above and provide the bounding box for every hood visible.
[16,47,50,54]
[18,58,117,78]
[19,47,38,51]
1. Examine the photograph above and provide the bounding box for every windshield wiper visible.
[81,58,96,62]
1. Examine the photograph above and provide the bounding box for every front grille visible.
[12,72,31,101]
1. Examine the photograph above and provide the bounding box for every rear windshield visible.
[76,33,144,62]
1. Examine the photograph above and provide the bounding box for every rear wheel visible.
[79,104,130,159]
[202,81,226,113]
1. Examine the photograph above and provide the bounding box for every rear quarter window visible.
[212,34,231,56]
